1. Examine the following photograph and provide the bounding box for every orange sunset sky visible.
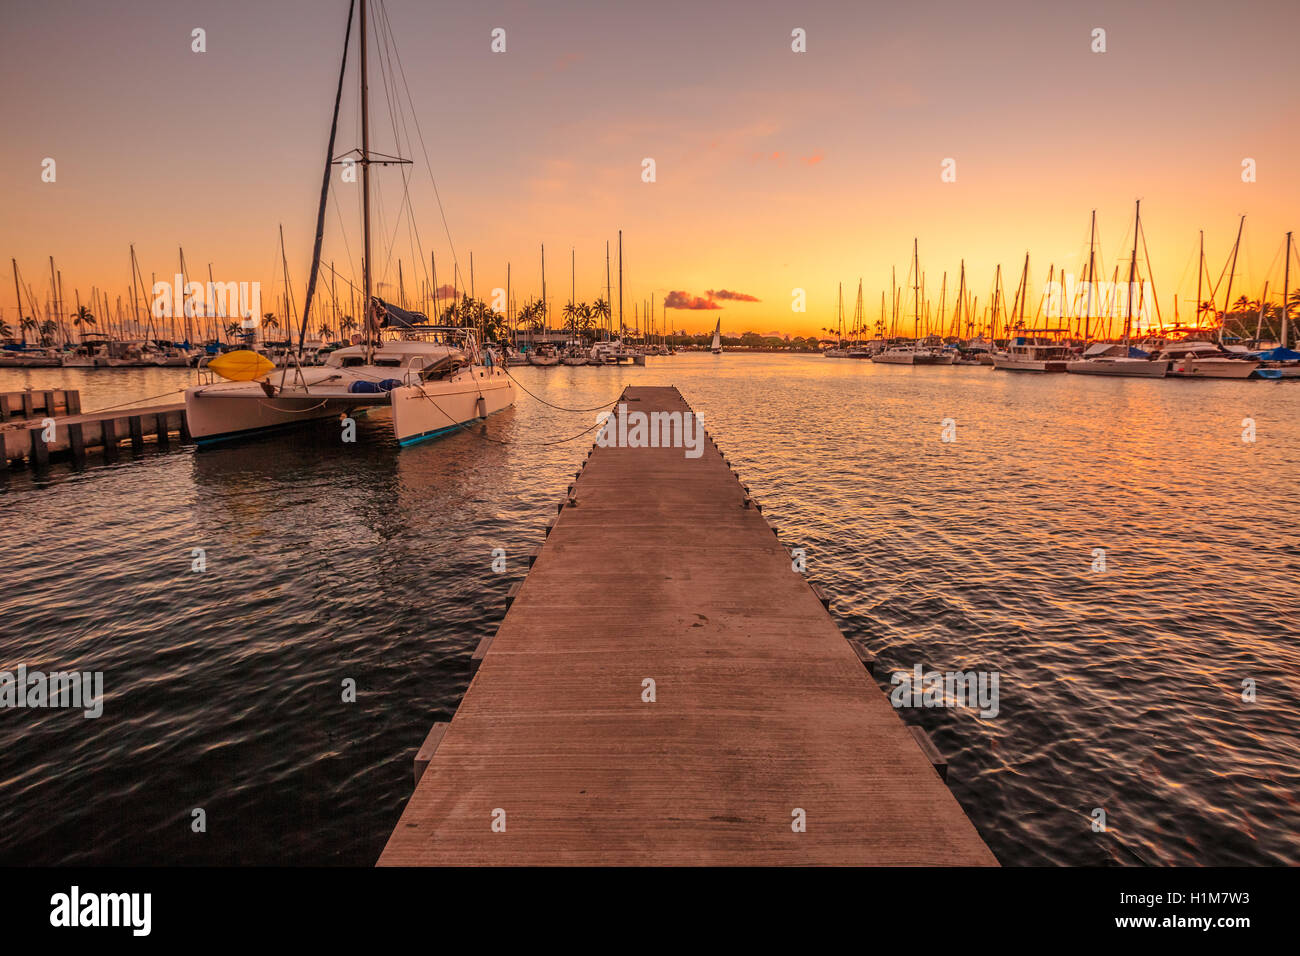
[2,0,1298,338]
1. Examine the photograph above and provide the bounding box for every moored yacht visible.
[1066,342,1168,377]
[871,341,917,365]
[185,318,513,446]
[185,0,514,446]
[992,336,1072,372]
[1157,341,1259,379]
[528,344,560,366]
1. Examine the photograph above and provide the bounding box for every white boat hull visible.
[1066,359,1169,378]
[992,356,1068,372]
[871,351,915,365]
[185,385,353,443]
[1169,358,1259,379]
[390,369,515,445]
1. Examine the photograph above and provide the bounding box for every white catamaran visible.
[184,0,513,446]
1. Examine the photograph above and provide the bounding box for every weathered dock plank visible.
[1,402,186,466]
[379,386,995,866]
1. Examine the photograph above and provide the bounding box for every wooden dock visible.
[379,385,996,865]
[1,388,81,421]
[2,400,188,468]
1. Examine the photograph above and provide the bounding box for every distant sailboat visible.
[710,318,722,355]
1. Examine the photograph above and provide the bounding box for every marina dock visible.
[379,385,996,865]
[2,398,188,468]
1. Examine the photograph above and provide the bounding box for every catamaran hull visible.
[185,389,354,444]
[390,373,515,445]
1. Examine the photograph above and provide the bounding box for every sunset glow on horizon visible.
[3,0,1297,339]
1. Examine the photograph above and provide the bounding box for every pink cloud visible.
[664,290,721,310]
[707,289,760,302]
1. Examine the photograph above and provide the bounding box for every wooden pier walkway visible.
[379,385,996,865]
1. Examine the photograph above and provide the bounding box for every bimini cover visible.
[371,297,429,329]
[1256,347,1300,361]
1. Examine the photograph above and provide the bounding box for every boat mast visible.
[541,243,547,336]
[953,261,965,338]
[1220,215,1245,345]
[912,238,920,338]
[1085,210,1096,344]
[604,240,612,341]
[360,0,374,362]
[617,230,623,339]
[1124,200,1139,345]
[1195,230,1204,331]
[836,281,843,345]
[1283,231,1292,349]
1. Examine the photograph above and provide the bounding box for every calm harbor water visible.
[2,356,1298,866]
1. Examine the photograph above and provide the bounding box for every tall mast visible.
[912,238,920,336]
[991,265,1001,340]
[954,261,965,338]
[48,256,61,344]
[540,243,547,334]
[1283,231,1292,349]
[12,260,24,345]
[1195,230,1204,330]
[360,0,374,361]
[837,281,843,343]
[604,240,612,341]
[617,230,623,338]
[937,272,946,338]
[1085,210,1096,343]
[1220,214,1245,345]
[129,246,144,343]
[1124,200,1140,343]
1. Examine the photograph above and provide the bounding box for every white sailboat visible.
[183,0,513,446]
[710,318,722,354]
[1066,204,1169,378]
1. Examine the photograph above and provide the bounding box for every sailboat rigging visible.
[184,0,514,446]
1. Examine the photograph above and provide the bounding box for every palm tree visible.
[0,318,12,341]
[21,315,38,345]
[72,305,95,341]
[39,319,57,346]
[317,322,332,340]
[576,303,596,341]
[262,312,279,332]
[591,297,611,335]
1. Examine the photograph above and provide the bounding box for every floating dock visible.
[2,399,188,468]
[379,385,996,865]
